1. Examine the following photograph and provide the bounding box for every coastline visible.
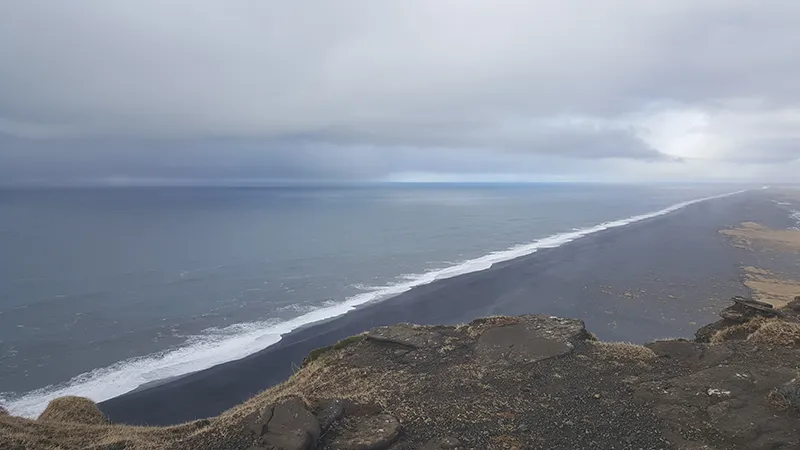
[98,190,795,425]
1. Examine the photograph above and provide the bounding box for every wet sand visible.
[99,191,795,425]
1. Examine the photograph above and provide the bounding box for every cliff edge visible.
[2,297,800,450]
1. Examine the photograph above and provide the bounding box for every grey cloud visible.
[0,1,799,182]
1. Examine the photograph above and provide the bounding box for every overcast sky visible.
[1,1,799,185]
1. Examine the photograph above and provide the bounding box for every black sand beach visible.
[99,191,795,425]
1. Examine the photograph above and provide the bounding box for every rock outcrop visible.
[2,299,800,450]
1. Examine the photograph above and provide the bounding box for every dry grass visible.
[720,222,800,252]
[590,341,657,362]
[768,380,800,413]
[748,320,800,347]
[710,317,770,344]
[302,333,365,366]
[37,396,109,425]
[741,267,800,309]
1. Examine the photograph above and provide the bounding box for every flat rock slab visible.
[247,396,320,450]
[329,413,401,450]
[474,316,585,367]
[366,324,445,349]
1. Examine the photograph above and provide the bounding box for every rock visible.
[316,399,347,431]
[695,319,737,343]
[474,315,586,367]
[329,413,400,450]
[245,406,274,437]
[787,296,800,312]
[720,296,783,322]
[246,396,320,450]
[38,396,109,425]
[0,405,7,416]
[366,324,445,349]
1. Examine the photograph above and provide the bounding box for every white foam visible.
[790,210,800,230]
[0,189,746,418]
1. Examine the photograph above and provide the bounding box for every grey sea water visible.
[0,183,747,416]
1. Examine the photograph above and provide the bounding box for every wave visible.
[0,189,747,418]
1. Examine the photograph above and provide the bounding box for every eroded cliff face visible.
[3,299,800,450]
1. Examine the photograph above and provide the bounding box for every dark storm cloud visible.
[1,1,799,183]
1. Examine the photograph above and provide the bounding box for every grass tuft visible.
[302,334,365,367]
[748,320,800,347]
[768,381,800,413]
[709,317,769,344]
[38,396,109,425]
[591,341,657,361]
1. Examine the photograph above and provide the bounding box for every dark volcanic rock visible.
[720,296,783,322]
[366,324,446,349]
[247,396,320,450]
[787,296,800,312]
[7,308,800,450]
[315,399,348,432]
[474,315,585,367]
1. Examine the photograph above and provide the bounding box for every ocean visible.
[0,183,750,417]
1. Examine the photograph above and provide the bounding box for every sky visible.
[1,1,799,185]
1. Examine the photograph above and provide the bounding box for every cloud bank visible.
[1,0,799,184]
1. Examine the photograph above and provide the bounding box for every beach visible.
[98,190,798,425]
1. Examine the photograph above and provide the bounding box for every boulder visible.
[246,396,320,450]
[719,296,782,322]
[315,399,347,431]
[38,396,109,425]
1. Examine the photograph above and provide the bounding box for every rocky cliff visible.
[2,297,800,450]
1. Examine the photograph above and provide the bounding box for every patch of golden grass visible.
[768,378,800,413]
[748,320,800,347]
[37,396,109,425]
[720,222,800,252]
[590,341,656,361]
[742,267,800,309]
[709,317,770,344]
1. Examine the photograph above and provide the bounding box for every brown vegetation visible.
[720,221,800,252]
[36,396,109,426]
[748,320,800,346]
[3,308,800,449]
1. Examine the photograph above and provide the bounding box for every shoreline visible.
[97,190,796,425]
[0,189,751,419]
